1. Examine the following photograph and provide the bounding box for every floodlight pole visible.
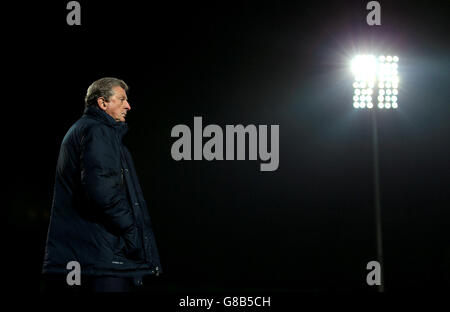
[371,110,385,292]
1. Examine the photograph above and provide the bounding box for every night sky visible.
[6,0,450,292]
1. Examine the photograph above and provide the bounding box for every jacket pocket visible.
[113,236,126,257]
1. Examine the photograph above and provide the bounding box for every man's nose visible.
[125,101,131,111]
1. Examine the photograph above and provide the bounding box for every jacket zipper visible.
[117,137,149,264]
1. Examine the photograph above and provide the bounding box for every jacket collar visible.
[83,105,128,139]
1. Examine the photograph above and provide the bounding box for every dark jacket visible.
[43,106,162,278]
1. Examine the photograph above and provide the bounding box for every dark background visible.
[6,0,450,292]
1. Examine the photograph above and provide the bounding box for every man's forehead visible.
[112,86,127,97]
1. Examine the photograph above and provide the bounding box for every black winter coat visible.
[43,106,162,278]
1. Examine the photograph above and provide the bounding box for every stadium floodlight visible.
[351,55,399,110]
[351,53,400,293]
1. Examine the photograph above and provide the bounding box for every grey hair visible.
[84,77,129,107]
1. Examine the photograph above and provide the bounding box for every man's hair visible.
[85,77,129,107]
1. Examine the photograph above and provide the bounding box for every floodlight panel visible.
[352,54,399,109]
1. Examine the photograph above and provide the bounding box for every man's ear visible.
[97,97,108,111]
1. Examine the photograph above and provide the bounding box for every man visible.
[42,77,162,292]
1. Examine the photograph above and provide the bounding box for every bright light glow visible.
[351,55,377,82]
[352,54,399,109]
[392,102,398,109]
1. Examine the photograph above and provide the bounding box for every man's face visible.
[98,86,131,122]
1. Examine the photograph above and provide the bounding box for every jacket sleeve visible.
[80,125,142,259]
